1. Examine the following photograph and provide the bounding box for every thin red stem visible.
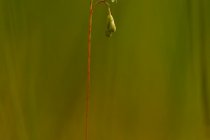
[85,1,93,140]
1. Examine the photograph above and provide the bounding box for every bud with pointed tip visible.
[105,9,116,37]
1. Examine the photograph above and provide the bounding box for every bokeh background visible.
[0,0,210,140]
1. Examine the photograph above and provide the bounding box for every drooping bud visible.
[107,10,116,32]
[105,8,116,37]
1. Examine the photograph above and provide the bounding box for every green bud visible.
[107,12,116,32]
[111,0,117,3]
[105,9,116,37]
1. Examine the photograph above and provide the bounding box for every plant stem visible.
[85,1,93,140]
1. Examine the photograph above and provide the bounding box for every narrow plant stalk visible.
[85,1,115,140]
[85,1,93,140]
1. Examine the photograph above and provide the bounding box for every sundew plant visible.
[85,0,117,140]
[0,0,210,140]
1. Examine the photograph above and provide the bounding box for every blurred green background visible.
[0,0,210,140]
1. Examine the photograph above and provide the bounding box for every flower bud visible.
[111,0,117,3]
[105,9,116,37]
[107,12,116,32]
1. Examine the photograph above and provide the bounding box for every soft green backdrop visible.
[0,0,210,140]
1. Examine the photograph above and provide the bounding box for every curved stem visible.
[94,0,110,9]
[85,1,110,140]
